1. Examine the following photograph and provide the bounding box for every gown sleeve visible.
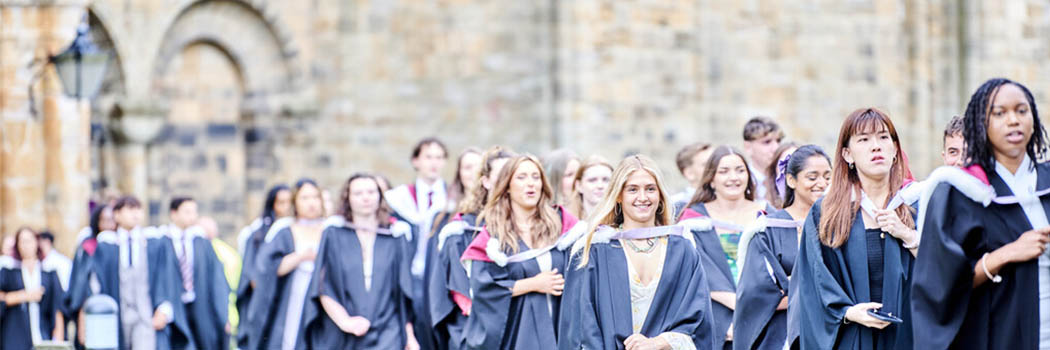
[910,183,983,349]
[794,204,853,349]
[463,260,516,349]
[733,231,786,350]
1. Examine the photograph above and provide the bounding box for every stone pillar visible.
[0,1,89,254]
[111,99,166,203]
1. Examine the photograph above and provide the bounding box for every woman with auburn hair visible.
[428,146,516,350]
[460,155,582,350]
[677,145,774,349]
[1,227,66,350]
[305,173,419,349]
[912,78,1050,349]
[794,108,917,349]
[567,156,614,221]
[561,155,715,350]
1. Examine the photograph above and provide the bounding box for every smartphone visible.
[867,309,903,324]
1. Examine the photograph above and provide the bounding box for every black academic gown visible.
[65,230,195,350]
[0,262,66,350]
[423,212,454,350]
[166,234,231,350]
[794,200,913,350]
[304,224,414,349]
[236,220,270,349]
[428,214,480,350]
[911,163,1050,350]
[463,240,568,350]
[681,203,746,349]
[733,209,799,350]
[561,234,716,350]
[247,226,320,350]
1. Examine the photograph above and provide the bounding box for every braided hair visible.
[962,78,1047,172]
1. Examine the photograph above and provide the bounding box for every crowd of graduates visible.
[1,76,1048,350]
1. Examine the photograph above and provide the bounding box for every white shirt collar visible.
[415,177,447,210]
[995,154,1036,188]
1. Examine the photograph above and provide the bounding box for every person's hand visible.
[844,302,890,329]
[874,209,916,244]
[530,269,565,296]
[340,316,370,337]
[997,227,1050,263]
[300,248,318,263]
[152,310,169,331]
[624,334,671,350]
[25,287,44,303]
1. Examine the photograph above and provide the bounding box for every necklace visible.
[624,238,658,254]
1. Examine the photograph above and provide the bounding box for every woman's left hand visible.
[624,334,671,350]
[874,209,916,244]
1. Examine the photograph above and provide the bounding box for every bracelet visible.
[981,253,1003,283]
[901,230,920,249]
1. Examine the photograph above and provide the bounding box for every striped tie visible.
[178,236,193,294]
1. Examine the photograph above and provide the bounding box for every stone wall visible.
[6,0,1050,252]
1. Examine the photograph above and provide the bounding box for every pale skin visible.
[683,148,714,190]
[619,169,672,350]
[276,184,325,278]
[319,177,419,349]
[412,143,448,185]
[841,126,917,329]
[504,161,566,298]
[942,133,965,167]
[970,84,1050,288]
[4,229,64,340]
[776,156,831,310]
[744,133,781,171]
[575,165,613,219]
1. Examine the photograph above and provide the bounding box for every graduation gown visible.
[304,220,414,349]
[0,261,66,350]
[164,230,231,350]
[245,221,321,350]
[428,213,481,350]
[733,209,799,350]
[460,208,577,350]
[679,203,771,349]
[794,199,913,350]
[64,229,195,350]
[236,219,270,348]
[561,232,716,350]
[911,163,1050,349]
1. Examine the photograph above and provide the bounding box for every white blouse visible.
[282,241,318,350]
[622,239,695,350]
[21,262,43,344]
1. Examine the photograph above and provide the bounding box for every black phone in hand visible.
[867,309,903,324]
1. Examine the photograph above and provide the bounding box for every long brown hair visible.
[577,155,674,267]
[687,145,756,207]
[479,155,562,254]
[567,155,613,220]
[457,146,517,215]
[449,147,482,205]
[339,173,392,227]
[819,108,914,248]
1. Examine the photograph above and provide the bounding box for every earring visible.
[614,204,622,217]
[848,162,854,169]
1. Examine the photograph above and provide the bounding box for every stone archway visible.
[149,0,299,237]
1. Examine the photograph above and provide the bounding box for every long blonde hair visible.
[479,155,562,254]
[577,155,674,267]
